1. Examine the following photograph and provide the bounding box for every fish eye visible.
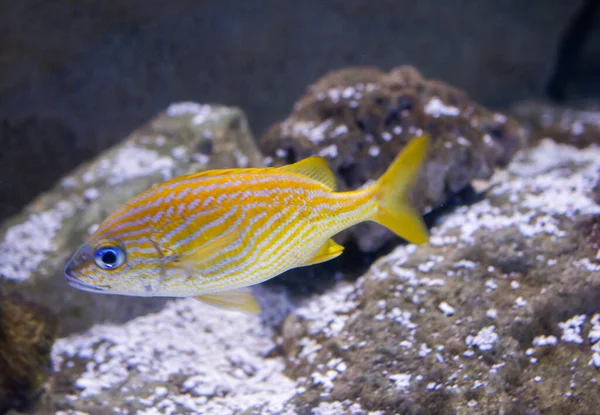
[94,245,126,270]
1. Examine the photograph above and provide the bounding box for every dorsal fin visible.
[183,167,271,180]
[278,156,337,190]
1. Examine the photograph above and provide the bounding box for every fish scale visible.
[64,134,431,314]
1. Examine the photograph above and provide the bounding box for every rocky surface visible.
[0,291,58,414]
[260,66,527,252]
[0,103,263,337]
[1,0,591,220]
[511,100,600,148]
[282,140,600,414]
[30,138,600,414]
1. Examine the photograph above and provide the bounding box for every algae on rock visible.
[0,103,264,336]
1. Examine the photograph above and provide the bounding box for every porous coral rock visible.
[260,66,528,252]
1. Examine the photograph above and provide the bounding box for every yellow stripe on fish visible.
[64,134,431,313]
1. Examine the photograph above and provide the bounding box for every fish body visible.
[65,134,431,312]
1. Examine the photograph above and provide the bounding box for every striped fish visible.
[64,134,431,313]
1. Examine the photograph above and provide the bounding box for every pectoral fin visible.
[194,289,261,314]
[169,229,239,274]
[303,238,344,266]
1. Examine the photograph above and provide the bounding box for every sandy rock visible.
[44,286,295,415]
[0,103,263,336]
[260,66,528,252]
[281,139,600,414]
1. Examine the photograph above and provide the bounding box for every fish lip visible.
[66,278,107,293]
[64,262,106,293]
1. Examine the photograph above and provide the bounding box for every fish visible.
[64,134,431,314]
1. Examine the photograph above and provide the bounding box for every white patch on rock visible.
[589,314,600,344]
[83,187,99,201]
[0,201,75,280]
[485,279,498,291]
[466,326,498,351]
[330,124,349,138]
[368,145,380,157]
[559,315,587,344]
[294,283,359,338]
[298,337,322,364]
[51,297,295,414]
[170,146,187,159]
[438,301,455,316]
[532,335,558,347]
[318,144,339,159]
[102,144,176,185]
[424,97,460,117]
[454,260,477,269]
[233,148,249,168]
[389,373,411,391]
[574,258,600,272]
[167,102,208,117]
[431,141,600,245]
[493,113,507,123]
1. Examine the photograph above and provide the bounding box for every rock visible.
[0,1,590,220]
[511,99,600,148]
[45,286,295,415]
[0,291,58,414]
[0,103,264,336]
[260,66,527,252]
[41,139,600,414]
[281,139,600,414]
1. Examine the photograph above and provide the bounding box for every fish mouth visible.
[64,263,108,293]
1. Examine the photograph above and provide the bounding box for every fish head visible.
[64,229,164,297]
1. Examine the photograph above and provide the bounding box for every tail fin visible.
[372,134,430,244]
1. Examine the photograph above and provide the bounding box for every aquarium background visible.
[2,0,599,220]
[1,1,600,414]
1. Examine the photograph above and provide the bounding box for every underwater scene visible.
[1,2,600,414]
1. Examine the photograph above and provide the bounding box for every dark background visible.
[1,0,599,220]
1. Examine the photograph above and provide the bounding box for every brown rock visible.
[0,291,58,414]
[511,99,600,148]
[260,66,527,252]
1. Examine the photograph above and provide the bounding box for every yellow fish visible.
[64,134,431,313]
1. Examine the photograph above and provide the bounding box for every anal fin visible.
[194,289,261,314]
[303,238,344,266]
